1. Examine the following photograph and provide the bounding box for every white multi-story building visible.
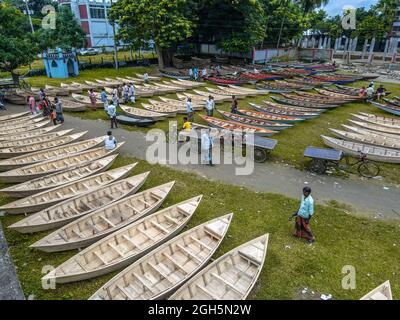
[58,0,117,48]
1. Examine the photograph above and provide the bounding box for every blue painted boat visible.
[371,102,400,116]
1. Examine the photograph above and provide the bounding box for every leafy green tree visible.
[109,0,195,68]
[295,0,329,13]
[0,2,39,83]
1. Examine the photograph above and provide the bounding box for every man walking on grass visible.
[291,186,315,244]
[107,101,118,129]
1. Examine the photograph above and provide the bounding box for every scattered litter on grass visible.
[321,293,332,300]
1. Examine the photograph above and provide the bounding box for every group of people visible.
[358,82,387,100]
[92,82,136,112]
[188,66,208,81]
[27,89,64,125]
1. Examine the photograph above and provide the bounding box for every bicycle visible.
[340,152,380,178]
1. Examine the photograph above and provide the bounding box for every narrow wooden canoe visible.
[200,115,276,137]
[93,80,113,88]
[0,142,124,183]
[227,85,269,95]
[206,87,247,98]
[0,125,62,142]
[153,83,186,93]
[355,112,400,127]
[0,114,42,128]
[104,78,123,85]
[0,162,137,215]
[0,119,50,136]
[329,128,400,150]
[323,86,360,96]
[72,82,93,90]
[0,117,48,132]
[348,120,400,136]
[9,171,149,233]
[60,83,83,94]
[45,84,70,96]
[89,213,232,300]
[62,99,87,112]
[125,76,146,83]
[271,95,336,109]
[372,101,400,116]
[41,195,202,283]
[135,73,161,81]
[0,111,30,122]
[120,105,166,121]
[169,234,269,300]
[0,129,73,149]
[31,181,175,252]
[170,79,205,88]
[0,131,88,159]
[321,135,400,163]
[294,90,338,101]
[360,281,392,300]
[116,77,138,84]
[342,124,400,140]
[315,88,360,100]
[0,155,118,198]
[0,136,104,170]
[179,93,223,104]
[158,97,203,111]
[244,105,303,123]
[193,90,232,102]
[71,93,102,108]
[256,101,321,119]
[218,110,292,131]
[142,102,177,117]
[281,93,344,106]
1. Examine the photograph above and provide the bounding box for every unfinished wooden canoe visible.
[0,142,124,183]
[41,195,201,283]
[321,135,400,163]
[104,78,123,85]
[360,281,392,300]
[372,101,400,116]
[0,131,88,159]
[218,110,292,131]
[62,99,87,112]
[179,93,223,104]
[315,88,360,100]
[91,80,108,88]
[342,124,400,140]
[356,112,400,127]
[45,84,70,96]
[193,90,232,102]
[0,162,137,215]
[170,79,205,88]
[120,105,166,121]
[206,87,247,98]
[0,117,48,132]
[227,85,269,95]
[158,97,203,112]
[348,120,400,136]
[263,100,325,113]
[169,234,269,300]
[270,95,336,109]
[135,73,161,81]
[0,119,51,136]
[0,114,42,128]
[281,93,344,106]
[71,93,102,108]
[200,115,276,137]
[323,85,360,96]
[153,83,186,93]
[72,82,93,90]
[217,85,261,97]
[329,128,400,150]
[31,181,175,252]
[60,83,83,94]
[245,105,304,123]
[149,98,187,111]
[89,213,232,300]
[141,84,169,94]
[0,135,105,170]
[0,129,73,149]
[141,103,177,117]
[252,101,320,119]
[9,171,149,233]
[125,76,145,83]
[0,125,61,142]
[0,111,30,122]
[116,77,138,84]
[0,155,118,198]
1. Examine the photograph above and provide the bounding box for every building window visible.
[89,6,106,19]
[51,60,58,68]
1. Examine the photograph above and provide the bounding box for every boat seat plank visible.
[93,251,108,265]
[122,234,142,250]
[176,243,202,263]
[164,214,180,225]
[74,258,89,272]
[138,198,152,208]
[147,262,175,284]
[162,252,188,274]
[195,284,219,300]
[150,221,169,234]
[108,242,125,257]
[189,236,212,251]
[210,272,244,295]
[126,203,141,214]
[132,273,157,294]
[70,228,84,238]
[98,215,115,227]
[116,284,135,300]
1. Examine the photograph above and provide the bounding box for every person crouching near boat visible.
[104,131,117,150]
[290,186,315,244]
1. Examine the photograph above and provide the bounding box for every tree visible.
[0,2,39,83]
[37,5,86,50]
[109,0,195,68]
[295,0,329,13]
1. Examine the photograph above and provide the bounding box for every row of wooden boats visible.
[321,112,400,163]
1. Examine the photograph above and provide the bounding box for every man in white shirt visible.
[122,83,129,103]
[366,85,374,99]
[129,83,135,103]
[107,102,118,129]
[104,131,117,150]
[205,95,215,116]
[112,88,119,107]
[201,128,213,166]
[186,98,194,122]
[143,73,149,83]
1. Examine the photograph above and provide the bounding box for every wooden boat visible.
[0,142,124,183]
[321,135,400,163]
[135,73,161,81]
[0,131,90,159]
[0,114,42,128]
[45,84,70,96]
[323,85,359,96]
[250,102,319,119]
[329,128,400,150]
[4,92,27,105]
[205,76,248,86]
[9,172,149,233]
[169,234,269,300]
[382,98,400,107]
[0,119,50,136]
[215,86,257,97]
[89,213,232,300]
[124,76,146,83]
[95,79,120,88]
[141,103,177,117]
[41,196,201,283]
[158,97,203,111]
[193,90,232,102]
[61,99,87,112]
[0,136,104,170]
[227,85,268,95]
[0,125,61,142]
[116,115,156,127]
[294,90,346,101]
[0,155,118,198]
[348,120,400,136]
[71,93,102,108]
[270,96,335,109]
[0,111,30,122]
[280,93,341,106]
[31,181,175,252]
[352,113,400,129]
[0,117,48,132]
[205,87,247,98]
[152,83,186,93]
[371,101,400,116]
[159,69,190,80]
[120,105,166,121]
[72,82,93,90]
[315,88,360,100]
[200,115,276,137]
[170,79,205,88]
[0,162,136,215]
[142,83,174,94]
[342,124,400,140]
[360,281,392,300]
[262,100,324,114]
[218,110,292,131]
[60,83,83,94]
[240,106,303,124]
[104,78,123,85]
[270,80,313,90]
[335,84,360,94]
[84,81,103,89]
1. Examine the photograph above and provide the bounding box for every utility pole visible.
[112,21,118,69]
[276,16,285,50]
[24,0,34,33]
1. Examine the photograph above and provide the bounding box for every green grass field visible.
[1,156,399,300]
[25,66,400,184]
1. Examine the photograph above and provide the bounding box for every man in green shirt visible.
[292,186,315,243]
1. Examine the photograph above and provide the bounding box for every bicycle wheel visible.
[358,162,380,178]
